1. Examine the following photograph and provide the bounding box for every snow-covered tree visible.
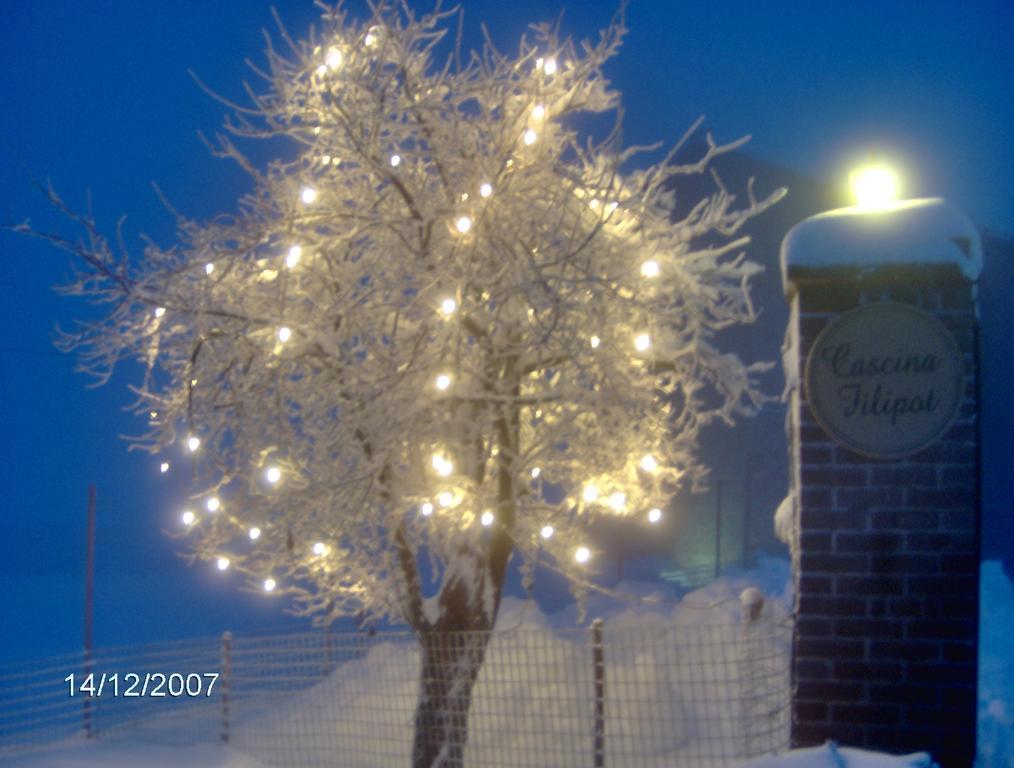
[20,3,782,765]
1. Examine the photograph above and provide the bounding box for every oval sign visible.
[804,302,964,459]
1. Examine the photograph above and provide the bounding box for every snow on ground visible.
[0,740,267,768]
[2,558,1011,768]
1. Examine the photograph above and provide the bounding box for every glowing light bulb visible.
[531,104,545,120]
[605,202,618,215]
[432,454,454,477]
[249,527,261,540]
[455,215,472,234]
[647,508,663,524]
[420,502,434,516]
[540,524,554,539]
[582,484,599,503]
[182,510,196,526]
[543,58,557,75]
[849,163,900,209]
[205,263,215,275]
[187,436,201,453]
[160,462,170,473]
[217,557,230,571]
[535,57,544,70]
[435,374,451,391]
[278,326,292,343]
[437,491,454,508]
[301,187,318,204]
[316,64,328,77]
[575,547,590,564]
[286,245,302,268]
[390,154,401,167]
[364,28,378,47]
[206,497,220,513]
[263,578,276,592]
[640,454,658,472]
[313,541,326,556]
[155,307,166,318]
[589,199,600,211]
[523,129,537,146]
[440,298,457,315]
[321,154,331,165]
[266,466,281,484]
[606,491,627,511]
[480,510,494,526]
[325,47,343,70]
[634,333,651,352]
[641,261,660,278]
[531,467,541,478]
[590,335,601,349]
[479,182,493,198]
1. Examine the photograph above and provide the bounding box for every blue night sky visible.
[1,0,1011,663]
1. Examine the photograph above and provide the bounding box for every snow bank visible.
[978,560,1014,768]
[737,742,936,767]
[0,740,266,768]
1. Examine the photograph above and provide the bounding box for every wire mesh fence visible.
[1,603,790,767]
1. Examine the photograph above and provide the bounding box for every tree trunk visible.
[412,628,492,768]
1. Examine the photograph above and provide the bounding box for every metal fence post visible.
[220,632,232,744]
[591,618,605,768]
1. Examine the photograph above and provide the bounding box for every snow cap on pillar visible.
[780,197,981,293]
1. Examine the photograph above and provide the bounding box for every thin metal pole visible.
[714,478,723,580]
[220,632,232,743]
[592,619,605,768]
[83,485,96,739]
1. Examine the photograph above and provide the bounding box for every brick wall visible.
[787,265,980,766]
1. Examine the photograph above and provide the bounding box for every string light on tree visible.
[435,374,452,391]
[582,484,599,503]
[640,260,660,278]
[479,183,493,198]
[390,154,401,167]
[265,466,281,484]
[439,297,457,316]
[640,454,658,472]
[160,462,170,473]
[217,557,230,571]
[575,547,590,564]
[286,245,302,268]
[277,326,292,343]
[205,263,215,275]
[187,436,201,453]
[155,307,166,318]
[437,491,454,508]
[420,502,434,517]
[181,510,196,526]
[206,497,221,513]
[531,104,545,120]
[590,335,601,349]
[301,187,318,204]
[606,491,626,512]
[634,333,651,352]
[540,525,554,539]
[647,508,663,524]
[263,578,277,592]
[249,527,262,540]
[543,58,557,75]
[523,129,537,146]
[325,47,343,70]
[480,510,494,526]
[454,215,472,234]
[431,454,454,477]
[313,541,327,556]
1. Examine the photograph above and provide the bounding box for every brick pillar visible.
[782,199,980,765]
